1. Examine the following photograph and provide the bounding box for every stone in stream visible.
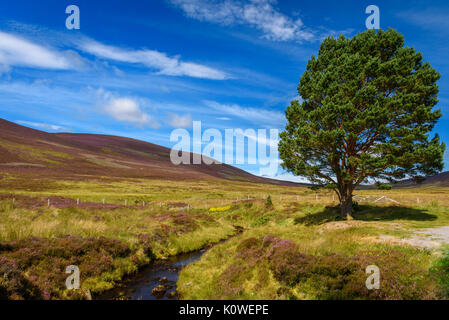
[159,276,169,283]
[152,285,166,298]
[167,291,178,299]
[116,292,131,300]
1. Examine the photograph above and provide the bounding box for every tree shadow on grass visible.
[294,205,438,226]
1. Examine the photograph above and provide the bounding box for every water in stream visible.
[97,227,243,300]
[98,249,206,300]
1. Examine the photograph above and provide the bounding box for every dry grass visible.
[1,175,449,300]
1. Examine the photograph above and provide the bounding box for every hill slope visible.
[394,171,449,188]
[0,118,289,185]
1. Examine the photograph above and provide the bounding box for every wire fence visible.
[2,191,448,212]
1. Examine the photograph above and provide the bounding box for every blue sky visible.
[0,0,448,182]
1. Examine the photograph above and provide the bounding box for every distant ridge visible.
[0,118,297,185]
[394,171,449,188]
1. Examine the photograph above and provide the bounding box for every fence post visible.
[47,199,50,207]
[103,199,105,205]
[77,198,79,206]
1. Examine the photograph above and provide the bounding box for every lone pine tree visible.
[279,29,445,219]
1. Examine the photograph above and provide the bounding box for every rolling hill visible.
[1,118,446,188]
[394,171,449,188]
[0,118,292,185]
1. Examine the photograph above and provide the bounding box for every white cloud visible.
[266,171,311,183]
[79,39,228,80]
[0,31,75,70]
[16,120,71,132]
[246,131,279,148]
[205,100,285,126]
[167,113,193,128]
[103,97,160,128]
[169,0,315,42]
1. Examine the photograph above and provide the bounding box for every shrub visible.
[218,235,440,300]
[0,236,133,300]
[244,202,253,209]
[265,195,273,208]
[252,215,272,227]
[377,183,392,190]
[0,257,42,300]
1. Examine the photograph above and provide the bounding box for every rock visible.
[167,291,178,299]
[116,293,131,300]
[159,276,169,283]
[84,289,92,300]
[152,285,166,298]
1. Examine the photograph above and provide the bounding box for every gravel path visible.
[379,226,449,248]
[414,226,449,247]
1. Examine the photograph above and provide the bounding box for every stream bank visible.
[97,226,244,300]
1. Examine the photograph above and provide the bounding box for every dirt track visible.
[378,226,449,248]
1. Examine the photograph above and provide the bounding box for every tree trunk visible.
[340,192,353,219]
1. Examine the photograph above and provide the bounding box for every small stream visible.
[97,227,243,300]
[97,249,206,300]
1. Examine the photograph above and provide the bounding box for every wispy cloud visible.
[169,0,314,42]
[78,39,228,80]
[204,100,285,126]
[167,112,193,128]
[397,7,449,31]
[0,31,77,71]
[16,120,72,132]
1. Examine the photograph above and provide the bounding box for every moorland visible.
[1,119,449,300]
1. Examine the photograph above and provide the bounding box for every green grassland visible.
[1,175,449,299]
[178,202,449,299]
